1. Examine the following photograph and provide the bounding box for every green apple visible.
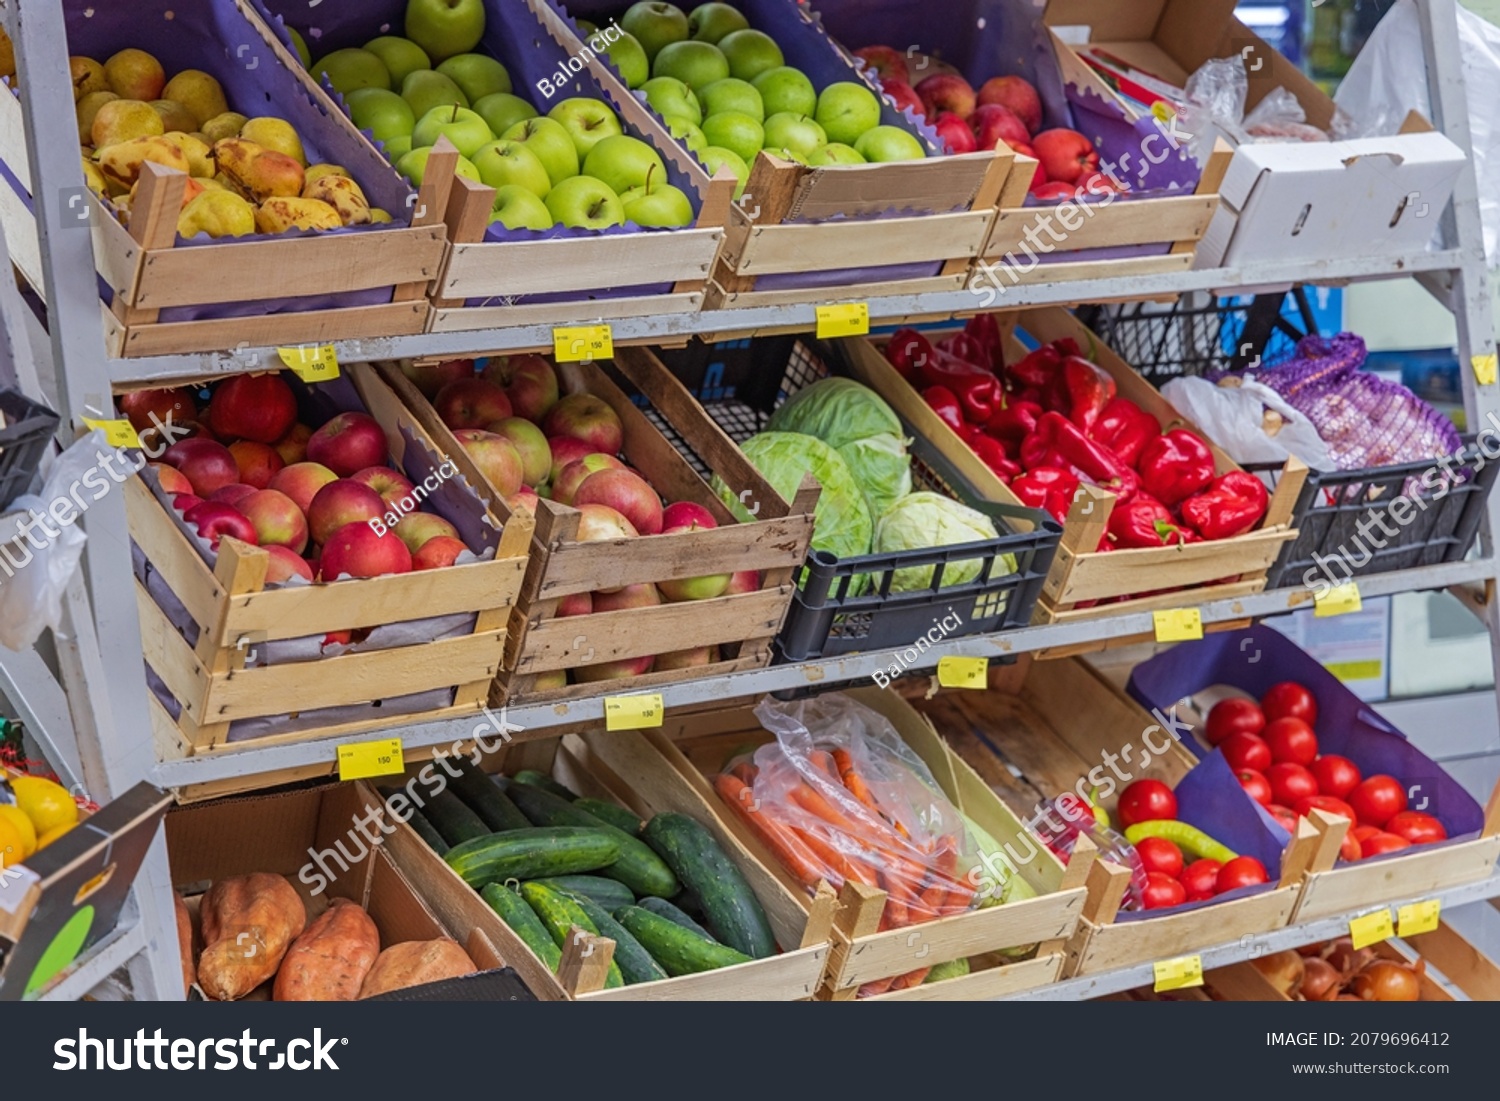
[314,48,391,95]
[593,28,649,89]
[582,134,667,197]
[815,82,883,146]
[384,135,414,161]
[545,175,625,229]
[717,30,783,82]
[663,115,707,153]
[652,40,729,92]
[547,97,624,158]
[698,145,748,198]
[364,36,432,86]
[764,147,808,165]
[397,145,481,186]
[753,66,817,118]
[699,78,763,123]
[621,1,690,62]
[700,110,763,163]
[491,184,554,231]
[641,76,701,125]
[473,92,536,138]
[502,117,580,186]
[808,142,866,165]
[688,3,749,44]
[621,177,694,226]
[762,112,826,158]
[854,125,926,163]
[402,69,470,119]
[576,19,598,34]
[437,54,512,102]
[405,0,486,64]
[288,27,313,68]
[346,88,416,143]
[412,104,494,157]
[472,139,552,198]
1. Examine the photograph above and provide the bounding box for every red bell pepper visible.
[922,386,965,432]
[917,349,1004,424]
[985,399,1043,445]
[1107,495,1191,549]
[938,333,988,369]
[1091,397,1161,468]
[964,429,1023,482]
[1011,467,1079,523]
[1180,472,1269,540]
[886,329,933,384]
[1022,412,1131,486]
[1138,429,1215,506]
[1058,356,1116,433]
[964,314,1006,373]
[1006,338,1080,393]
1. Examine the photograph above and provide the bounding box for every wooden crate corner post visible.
[111,162,188,328]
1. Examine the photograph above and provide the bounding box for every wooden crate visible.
[359,734,832,1001]
[608,686,1088,1000]
[375,350,815,705]
[134,362,532,764]
[837,309,1306,625]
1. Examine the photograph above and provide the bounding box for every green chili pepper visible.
[1124,820,1238,865]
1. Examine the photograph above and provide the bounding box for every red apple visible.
[855,45,908,84]
[657,512,731,601]
[268,462,338,514]
[238,488,310,553]
[172,493,204,512]
[274,423,313,466]
[506,487,540,516]
[121,386,197,434]
[401,357,475,399]
[573,655,655,682]
[264,544,315,583]
[533,670,570,690]
[351,466,417,509]
[487,417,552,488]
[454,429,524,497]
[1011,141,1037,160]
[970,104,1030,152]
[547,436,598,486]
[661,501,718,530]
[150,463,192,496]
[208,373,297,443]
[435,378,512,430]
[881,78,924,118]
[484,354,560,422]
[655,645,719,671]
[307,480,386,545]
[163,438,240,497]
[209,483,258,506]
[393,512,460,554]
[306,412,388,477]
[977,75,1041,134]
[933,111,977,154]
[183,502,258,550]
[575,468,663,535]
[227,440,285,489]
[554,453,627,506]
[320,521,412,579]
[542,394,624,456]
[916,74,976,121]
[593,583,662,613]
[1030,179,1077,202]
[725,569,761,595]
[413,535,466,570]
[557,591,593,617]
[1032,128,1099,186]
[575,502,638,542]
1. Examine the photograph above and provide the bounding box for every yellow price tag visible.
[937,656,989,690]
[1349,908,1395,949]
[605,693,664,732]
[1315,581,1363,618]
[554,324,614,363]
[1153,608,1203,643]
[82,417,141,448]
[336,738,404,782]
[1153,954,1203,992]
[815,302,870,339]
[278,344,341,382]
[1473,353,1498,387]
[1398,899,1441,937]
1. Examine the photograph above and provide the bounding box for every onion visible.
[1350,960,1421,1002]
[1325,939,1375,977]
[1252,950,1306,997]
[1300,957,1342,1001]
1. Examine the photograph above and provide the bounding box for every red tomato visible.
[1216,856,1270,892]
[1264,717,1318,765]
[1340,831,1362,862]
[1221,731,1272,773]
[1205,697,1266,747]
[1351,824,1382,844]
[1310,754,1362,799]
[1266,803,1299,834]
[1349,775,1407,828]
[1266,762,1319,807]
[1134,835,1185,878]
[1117,779,1177,827]
[1384,811,1448,845]
[1261,681,1317,725]
[1180,859,1223,901]
[1360,831,1413,857]
[1141,871,1187,910]
[1237,768,1273,806]
[1295,794,1358,824]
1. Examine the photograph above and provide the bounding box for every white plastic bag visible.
[1161,376,1335,471]
[0,433,95,650]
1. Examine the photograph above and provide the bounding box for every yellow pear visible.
[369,208,393,223]
[150,99,198,134]
[104,48,165,101]
[76,90,119,144]
[302,173,370,225]
[239,117,305,165]
[81,158,108,197]
[214,138,304,202]
[304,163,350,185]
[163,132,214,178]
[197,177,229,193]
[70,56,107,100]
[161,69,228,127]
[91,99,164,148]
[178,189,256,239]
[135,175,205,210]
[97,135,190,189]
[201,111,248,144]
[255,196,341,234]
[112,193,133,222]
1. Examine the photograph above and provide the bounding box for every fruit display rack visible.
[2,0,1499,1001]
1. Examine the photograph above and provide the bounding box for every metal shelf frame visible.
[0,0,1495,1001]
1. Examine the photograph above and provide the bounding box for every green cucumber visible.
[451,759,531,831]
[481,883,562,971]
[444,827,621,887]
[502,780,679,898]
[924,958,971,984]
[519,882,624,989]
[642,813,775,959]
[636,897,716,942]
[423,788,490,846]
[531,875,635,914]
[562,891,667,985]
[615,906,752,976]
[513,770,577,800]
[574,797,642,835]
[405,808,449,855]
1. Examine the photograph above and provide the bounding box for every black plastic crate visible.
[638,338,1062,662]
[0,389,57,509]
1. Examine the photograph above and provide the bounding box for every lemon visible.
[0,815,25,867]
[0,804,36,857]
[36,823,73,850]
[11,776,79,834]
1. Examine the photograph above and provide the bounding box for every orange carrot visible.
[879,868,911,928]
[859,978,898,997]
[808,749,842,785]
[713,773,823,889]
[890,967,931,990]
[730,761,758,785]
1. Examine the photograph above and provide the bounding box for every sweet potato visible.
[358,938,476,999]
[174,892,195,997]
[197,873,306,1001]
[274,897,380,1002]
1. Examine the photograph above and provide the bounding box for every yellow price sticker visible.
[336,738,404,782]
[815,302,870,339]
[82,417,141,449]
[1153,954,1204,992]
[605,693,664,732]
[1473,353,1498,387]
[1153,608,1203,643]
[937,656,989,690]
[1349,908,1395,949]
[1315,581,1363,618]
[278,344,341,382]
[1398,899,1441,937]
[554,324,614,363]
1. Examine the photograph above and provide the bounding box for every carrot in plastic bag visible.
[713,773,823,889]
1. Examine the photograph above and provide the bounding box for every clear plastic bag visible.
[1032,794,1148,911]
[1243,87,1328,143]
[1161,376,1335,471]
[0,433,95,650]
[1177,58,1249,167]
